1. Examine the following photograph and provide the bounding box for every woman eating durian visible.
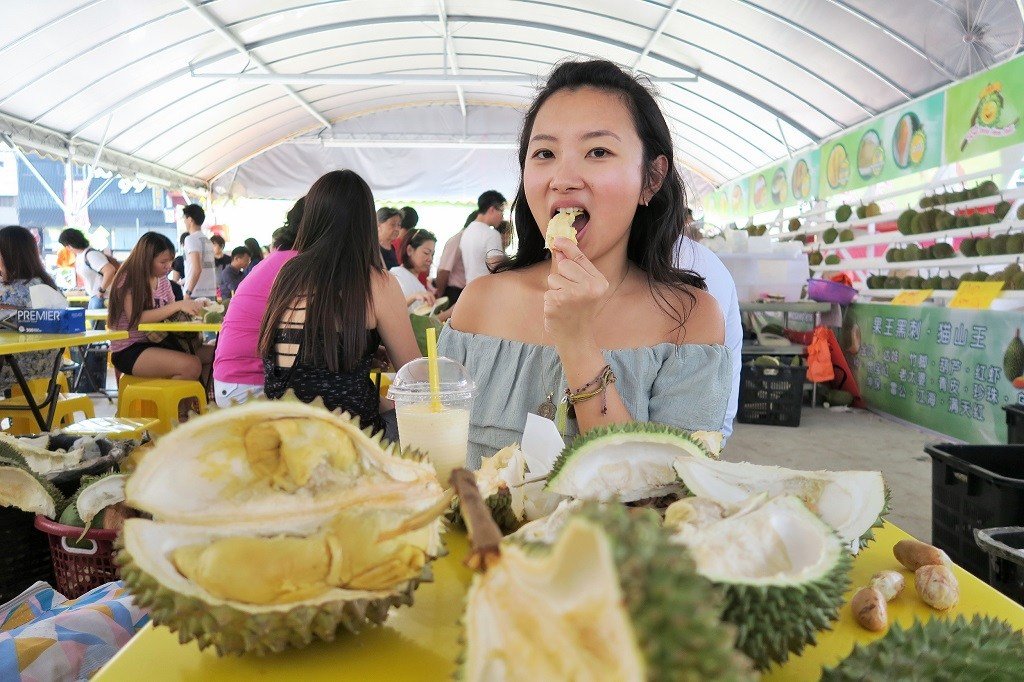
[440,59,730,468]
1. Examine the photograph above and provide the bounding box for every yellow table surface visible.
[138,321,223,333]
[65,293,91,303]
[95,523,1024,681]
[0,330,127,354]
[85,309,108,321]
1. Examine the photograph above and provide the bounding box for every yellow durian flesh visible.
[464,518,641,681]
[244,418,358,492]
[126,400,443,527]
[545,209,580,249]
[170,509,430,605]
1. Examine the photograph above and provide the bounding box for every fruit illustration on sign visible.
[857,130,884,180]
[791,159,811,199]
[961,82,1020,152]
[752,174,768,208]
[730,184,745,214]
[771,167,787,204]
[827,144,850,189]
[893,112,924,169]
[1004,329,1024,383]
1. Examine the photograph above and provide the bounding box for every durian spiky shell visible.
[116,534,430,656]
[0,454,66,517]
[821,616,1024,681]
[471,503,755,680]
[858,486,891,550]
[722,546,852,670]
[450,488,521,535]
[71,472,126,524]
[546,422,715,502]
[576,504,755,680]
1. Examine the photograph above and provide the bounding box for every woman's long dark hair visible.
[0,226,58,288]
[244,238,264,266]
[495,59,706,330]
[259,170,381,373]
[107,232,175,329]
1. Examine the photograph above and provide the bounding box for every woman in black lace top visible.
[259,170,421,431]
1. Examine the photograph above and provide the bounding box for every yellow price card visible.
[890,289,933,306]
[949,281,1004,309]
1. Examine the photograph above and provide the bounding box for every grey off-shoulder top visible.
[437,326,732,469]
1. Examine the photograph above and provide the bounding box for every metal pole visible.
[0,132,66,212]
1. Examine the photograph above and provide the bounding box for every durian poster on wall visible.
[746,150,819,214]
[945,53,1024,164]
[818,93,945,199]
[845,303,1023,444]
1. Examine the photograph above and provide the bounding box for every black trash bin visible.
[925,443,1024,580]
[975,527,1024,604]
[1006,405,1024,445]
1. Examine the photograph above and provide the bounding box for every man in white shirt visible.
[674,216,742,443]
[459,190,507,283]
[181,203,217,300]
[57,228,115,309]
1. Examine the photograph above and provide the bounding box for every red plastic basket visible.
[34,516,119,598]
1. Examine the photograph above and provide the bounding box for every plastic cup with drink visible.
[387,329,475,484]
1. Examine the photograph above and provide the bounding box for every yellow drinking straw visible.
[426,326,442,412]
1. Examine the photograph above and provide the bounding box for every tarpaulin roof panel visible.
[1,0,1020,201]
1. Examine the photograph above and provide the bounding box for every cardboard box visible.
[3,308,86,334]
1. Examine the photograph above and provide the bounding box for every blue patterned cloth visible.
[0,581,149,682]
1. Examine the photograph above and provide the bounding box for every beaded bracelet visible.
[564,364,617,415]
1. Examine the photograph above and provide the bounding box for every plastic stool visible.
[0,393,96,435]
[2,375,95,435]
[117,378,207,434]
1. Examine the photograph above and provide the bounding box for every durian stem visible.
[450,468,503,572]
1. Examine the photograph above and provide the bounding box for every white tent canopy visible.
[2,0,1021,202]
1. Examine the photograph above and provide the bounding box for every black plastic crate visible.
[737,363,807,427]
[975,527,1024,604]
[1006,406,1024,445]
[925,444,1024,580]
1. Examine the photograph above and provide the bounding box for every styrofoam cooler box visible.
[719,251,809,302]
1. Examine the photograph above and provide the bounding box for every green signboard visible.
[746,150,820,213]
[819,93,945,198]
[846,303,1023,444]
[945,53,1024,164]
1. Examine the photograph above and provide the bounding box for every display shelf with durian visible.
[803,216,1024,252]
[779,184,1024,242]
[809,253,1023,273]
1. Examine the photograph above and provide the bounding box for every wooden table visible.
[0,330,127,430]
[96,523,1024,681]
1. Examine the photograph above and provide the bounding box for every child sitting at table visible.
[107,232,211,381]
[0,226,69,393]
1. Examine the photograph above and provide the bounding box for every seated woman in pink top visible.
[212,199,302,407]
[107,232,209,379]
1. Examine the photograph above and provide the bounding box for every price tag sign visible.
[890,289,933,306]
[949,281,1004,309]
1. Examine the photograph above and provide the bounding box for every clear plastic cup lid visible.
[386,356,476,402]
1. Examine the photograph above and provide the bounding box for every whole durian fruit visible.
[666,494,853,670]
[459,498,755,681]
[117,399,449,656]
[821,616,1024,681]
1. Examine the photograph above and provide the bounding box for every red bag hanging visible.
[806,326,835,383]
